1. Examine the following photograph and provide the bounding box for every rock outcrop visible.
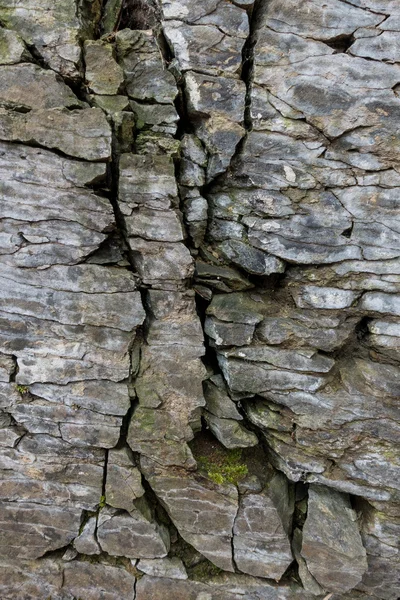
[0,0,399,598]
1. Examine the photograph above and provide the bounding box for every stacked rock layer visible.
[0,0,398,599]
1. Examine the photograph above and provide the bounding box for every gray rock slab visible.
[106,447,145,511]
[0,64,81,111]
[84,40,124,95]
[73,516,101,555]
[0,107,112,161]
[97,505,170,559]
[138,557,188,580]
[233,476,293,580]
[301,485,368,593]
[146,468,238,571]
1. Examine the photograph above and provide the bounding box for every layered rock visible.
[0,0,399,598]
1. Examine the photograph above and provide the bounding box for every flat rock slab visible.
[0,107,112,161]
[301,485,367,593]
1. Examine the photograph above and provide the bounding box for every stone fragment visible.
[145,465,238,571]
[0,558,63,600]
[63,561,136,600]
[233,473,293,580]
[292,529,324,596]
[138,557,188,580]
[128,291,205,467]
[163,20,246,76]
[106,447,145,511]
[116,29,177,104]
[357,501,400,600]
[263,0,382,39]
[62,547,77,562]
[203,376,242,420]
[205,412,258,449]
[292,286,360,310]
[219,240,286,276]
[0,107,112,161]
[128,239,194,288]
[0,64,81,111]
[84,40,124,95]
[73,516,101,555]
[0,1,83,78]
[195,261,253,292]
[119,153,178,211]
[205,316,255,347]
[0,29,27,64]
[301,485,368,593]
[97,505,170,559]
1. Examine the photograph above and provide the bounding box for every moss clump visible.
[16,384,29,395]
[98,495,106,509]
[190,560,223,581]
[197,448,248,486]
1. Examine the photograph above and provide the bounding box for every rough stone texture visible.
[301,485,368,593]
[0,0,399,598]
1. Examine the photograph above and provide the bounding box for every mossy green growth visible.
[190,560,223,581]
[197,448,248,486]
[98,495,106,509]
[16,384,29,395]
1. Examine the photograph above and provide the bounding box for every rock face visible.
[0,0,399,599]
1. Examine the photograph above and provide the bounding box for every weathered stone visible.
[203,376,242,420]
[205,316,255,347]
[0,64,81,111]
[145,465,238,571]
[84,40,124,95]
[63,561,136,600]
[138,557,188,580]
[0,29,27,64]
[357,500,400,600]
[205,412,258,449]
[219,240,286,276]
[116,29,177,104]
[0,1,83,79]
[106,447,145,511]
[233,473,293,580]
[97,504,170,559]
[0,107,112,161]
[301,485,368,593]
[73,516,101,555]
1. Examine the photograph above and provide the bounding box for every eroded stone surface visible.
[0,0,399,597]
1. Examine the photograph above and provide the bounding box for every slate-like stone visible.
[0,1,83,78]
[145,466,238,571]
[138,557,188,580]
[116,29,178,104]
[0,64,81,111]
[233,474,293,580]
[301,485,368,593]
[0,107,112,161]
[63,561,136,600]
[106,447,145,511]
[97,505,170,559]
[84,40,124,95]
[73,516,101,555]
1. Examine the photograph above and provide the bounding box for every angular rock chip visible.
[301,485,368,593]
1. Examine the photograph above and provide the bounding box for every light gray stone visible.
[138,557,188,580]
[301,486,368,593]
[97,505,170,559]
[73,516,101,555]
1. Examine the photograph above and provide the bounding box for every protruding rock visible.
[138,557,188,580]
[233,472,293,580]
[301,485,368,593]
[106,447,145,512]
[97,504,170,559]
[73,516,101,555]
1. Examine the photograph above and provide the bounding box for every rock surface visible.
[0,0,399,598]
